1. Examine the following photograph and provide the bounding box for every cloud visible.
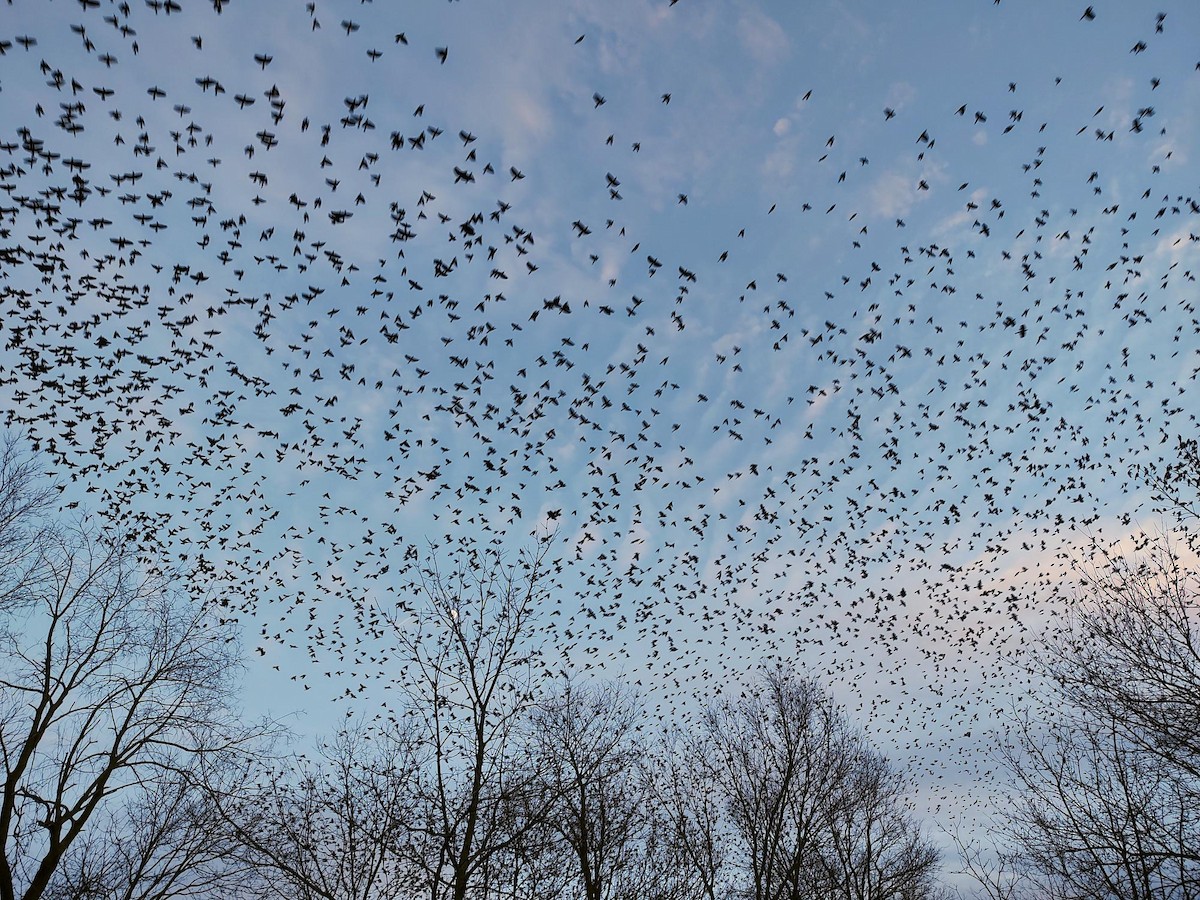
[1148,133,1186,171]
[884,81,917,112]
[737,7,789,64]
[868,170,919,218]
[761,137,800,181]
[1152,224,1197,265]
[933,187,988,238]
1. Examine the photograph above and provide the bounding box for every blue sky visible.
[2,0,1199,884]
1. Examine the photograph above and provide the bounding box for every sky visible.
[1,0,1199,886]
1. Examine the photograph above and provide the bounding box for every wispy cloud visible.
[737,7,789,65]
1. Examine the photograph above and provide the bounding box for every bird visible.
[0,3,1193,862]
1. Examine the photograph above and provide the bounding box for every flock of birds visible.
[1,0,1198,835]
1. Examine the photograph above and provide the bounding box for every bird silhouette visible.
[0,1,1193,857]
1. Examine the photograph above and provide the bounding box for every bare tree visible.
[699,668,941,900]
[653,726,729,900]
[43,767,258,900]
[218,721,423,900]
[385,537,555,900]
[990,531,1200,900]
[526,680,691,900]
[1139,437,1200,526]
[0,435,56,614]
[824,746,941,900]
[0,436,269,900]
[953,836,1049,900]
[703,669,851,900]
[475,794,566,900]
[999,705,1199,900]
[1053,532,1200,778]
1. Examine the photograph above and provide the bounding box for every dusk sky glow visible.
[2,0,1199,886]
